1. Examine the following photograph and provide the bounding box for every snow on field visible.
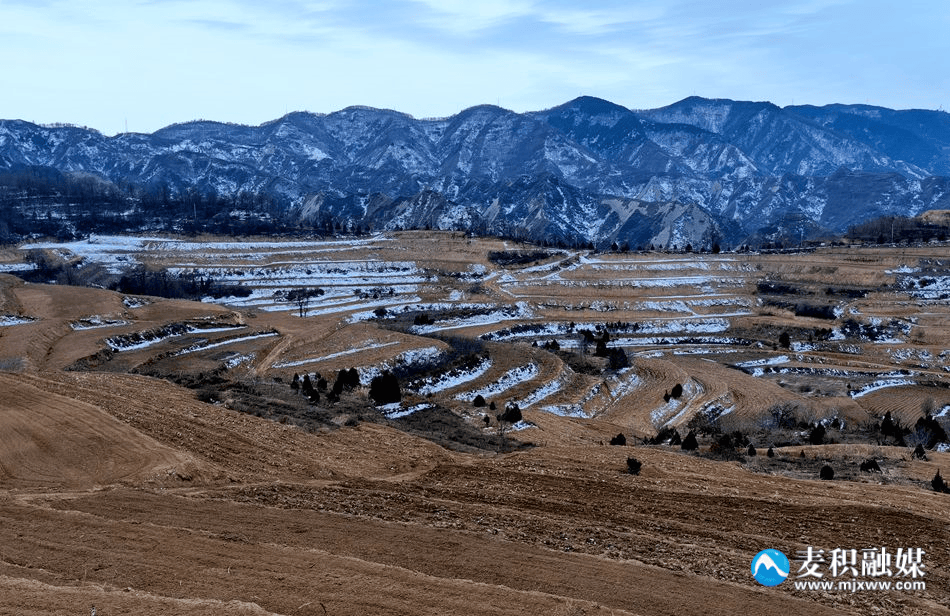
[899,274,950,300]
[508,275,746,290]
[651,380,700,426]
[736,355,790,369]
[411,357,493,396]
[850,379,917,398]
[273,341,400,368]
[174,332,279,356]
[603,367,643,400]
[636,300,693,314]
[410,302,534,334]
[0,315,36,327]
[26,234,390,258]
[0,314,36,327]
[171,261,427,287]
[224,353,255,369]
[636,318,730,335]
[611,336,742,349]
[518,369,572,409]
[0,262,35,273]
[540,404,590,418]
[70,315,128,330]
[888,348,935,366]
[480,322,569,342]
[454,363,540,401]
[382,402,432,419]
[628,297,751,316]
[357,346,445,386]
[515,252,574,275]
[22,234,398,281]
[887,265,919,274]
[123,296,149,309]
[24,236,168,272]
[106,323,246,352]
[673,348,741,356]
[483,317,730,344]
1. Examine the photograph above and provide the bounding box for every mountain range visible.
[3,96,950,247]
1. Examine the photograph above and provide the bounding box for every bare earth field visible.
[2,232,950,615]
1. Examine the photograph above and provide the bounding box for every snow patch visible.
[410,357,493,396]
[0,315,36,327]
[454,363,540,400]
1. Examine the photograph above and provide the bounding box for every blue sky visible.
[3,0,948,135]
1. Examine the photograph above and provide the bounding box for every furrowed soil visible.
[2,232,949,615]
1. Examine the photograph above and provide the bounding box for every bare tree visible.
[283,287,325,317]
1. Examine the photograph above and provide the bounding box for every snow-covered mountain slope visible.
[2,96,950,247]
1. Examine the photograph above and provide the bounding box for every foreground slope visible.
[2,233,950,615]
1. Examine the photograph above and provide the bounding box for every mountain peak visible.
[556,96,631,115]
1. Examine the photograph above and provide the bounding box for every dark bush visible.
[498,402,522,425]
[757,281,800,296]
[649,426,679,445]
[301,374,314,396]
[747,444,756,457]
[681,431,698,451]
[487,250,554,267]
[880,411,908,446]
[626,457,642,475]
[670,383,683,399]
[195,388,218,404]
[819,465,835,480]
[473,394,486,408]
[932,470,949,493]
[607,348,629,370]
[769,403,798,430]
[332,368,360,396]
[779,332,790,349]
[766,446,775,458]
[369,371,401,406]
[610,433,627,446]
[860,459,881,473]
[808,424,826,445]
[794,303,838,320]
[914,414,948,449]
[291,373,300,391]
[413,312,434,326]
[913,444,927,460]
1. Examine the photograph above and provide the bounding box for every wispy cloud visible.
[1,0,946,134]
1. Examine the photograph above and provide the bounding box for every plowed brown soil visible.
[3,235,950,615]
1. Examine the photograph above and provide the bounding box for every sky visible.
[2,0,948,135]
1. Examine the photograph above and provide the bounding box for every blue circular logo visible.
[751,549,790,586]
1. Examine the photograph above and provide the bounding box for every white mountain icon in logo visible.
[753,552,789,578]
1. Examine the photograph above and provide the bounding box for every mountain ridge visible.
[3,96,950,247]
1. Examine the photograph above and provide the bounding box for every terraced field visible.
[2,232,949,615]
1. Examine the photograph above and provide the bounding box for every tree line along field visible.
[1,231,949,615]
